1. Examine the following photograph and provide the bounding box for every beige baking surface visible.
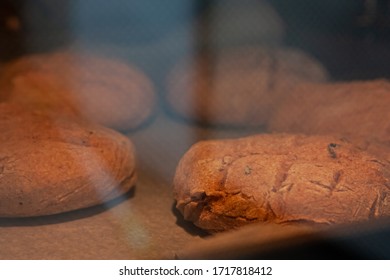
[0,110,264,260]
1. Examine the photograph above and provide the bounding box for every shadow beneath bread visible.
[171,201,209,238]
[0,187,136,227]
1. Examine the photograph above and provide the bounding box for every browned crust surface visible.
[0,103,137,217]
[174,133,390,232]
[0,51,156,131]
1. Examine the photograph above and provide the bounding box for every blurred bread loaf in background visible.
[166,46,328,127]
[0,51,157,131]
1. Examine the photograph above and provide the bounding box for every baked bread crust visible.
[0,103,137,217]
[174,134,390,232]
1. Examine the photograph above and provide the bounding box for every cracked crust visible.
[0,103,137,217]
[173,134,390,232]
[166,46,328,127]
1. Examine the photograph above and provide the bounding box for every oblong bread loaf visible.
[174,134,390,232]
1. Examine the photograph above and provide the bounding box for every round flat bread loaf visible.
[267,80,390,141]
[166,46,328,127]
[0,51,156,131]
[173,134,390,232]
[0,103,136,217]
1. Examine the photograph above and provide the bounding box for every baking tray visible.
[1,112,390,260]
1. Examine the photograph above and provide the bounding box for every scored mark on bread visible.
[327,143,339,158]
[368,194,380,218]
[309,180,335,191]
[332,170,342,187]
[308,171,343,196]
[278,183,294,193]
[368,158,388,167]
[273,161,293,192]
